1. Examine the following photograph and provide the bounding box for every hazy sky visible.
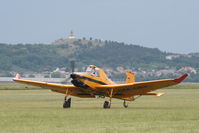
[0,0,198,53]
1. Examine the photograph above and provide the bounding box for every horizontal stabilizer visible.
[142,92,165,97]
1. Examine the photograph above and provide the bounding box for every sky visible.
[0,0,199,54]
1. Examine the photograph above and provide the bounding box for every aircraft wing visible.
[12,76,95,98]
[96,74,188,97]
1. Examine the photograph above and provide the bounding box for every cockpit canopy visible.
[85,65,100,77]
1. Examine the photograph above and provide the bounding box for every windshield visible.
[86,66,99,77]
[86,67,93,73]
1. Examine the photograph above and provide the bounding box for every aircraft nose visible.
[70,74,78,79]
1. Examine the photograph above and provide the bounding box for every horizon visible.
[0,0,199,54]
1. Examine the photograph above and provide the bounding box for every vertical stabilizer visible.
[125,72,135,83]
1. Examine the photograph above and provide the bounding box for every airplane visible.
[13,64,188,109]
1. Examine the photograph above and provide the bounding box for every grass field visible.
[0,84,199,133]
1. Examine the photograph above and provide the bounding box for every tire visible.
[123,100,128,108]
[63,101,69,108]
[67,98,71,107]
[103,101,111,109]
[63,98,71,108]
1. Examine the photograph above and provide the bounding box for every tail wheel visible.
[123,100,128,108]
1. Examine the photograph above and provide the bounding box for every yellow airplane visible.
[13,65,188,109]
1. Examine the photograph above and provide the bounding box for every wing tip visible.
[13,73,21,80]
[174,73,189,83]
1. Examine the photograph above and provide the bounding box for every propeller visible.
[71,60,75,74]
[61,60,76,84]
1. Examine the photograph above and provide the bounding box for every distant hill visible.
[0,38,199,82]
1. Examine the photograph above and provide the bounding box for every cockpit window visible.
[86,66,99,77]
[86,67,93,73]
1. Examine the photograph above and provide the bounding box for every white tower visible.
[68,30,76,39]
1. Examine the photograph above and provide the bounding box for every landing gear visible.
[123,100,128,108]
[103,88,113,109]
[103,101,111,109]
[63,89,71,108]
[63,97,71,108]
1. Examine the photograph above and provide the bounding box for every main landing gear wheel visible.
[123,100,128,108]
[103,101,111,109]
[104,88,113,109]
[63,97,71,108]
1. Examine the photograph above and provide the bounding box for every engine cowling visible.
[71,80,89,89]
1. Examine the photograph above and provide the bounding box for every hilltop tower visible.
[68,30,76,39]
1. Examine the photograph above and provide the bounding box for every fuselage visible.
[70,65,115,95]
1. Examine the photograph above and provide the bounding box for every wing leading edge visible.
[96,74,188,97]
[12,76,95,98]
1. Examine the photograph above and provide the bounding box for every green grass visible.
[0,83,41,90]
[0,84,199,133]
[167,83,199,89]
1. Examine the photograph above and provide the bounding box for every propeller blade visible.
[61,76,71,84]
[61,60,75,84]
[71,60,75,74]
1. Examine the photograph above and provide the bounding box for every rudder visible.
[125,72,135,83]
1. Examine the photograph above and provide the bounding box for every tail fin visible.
[125,72,135,83]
